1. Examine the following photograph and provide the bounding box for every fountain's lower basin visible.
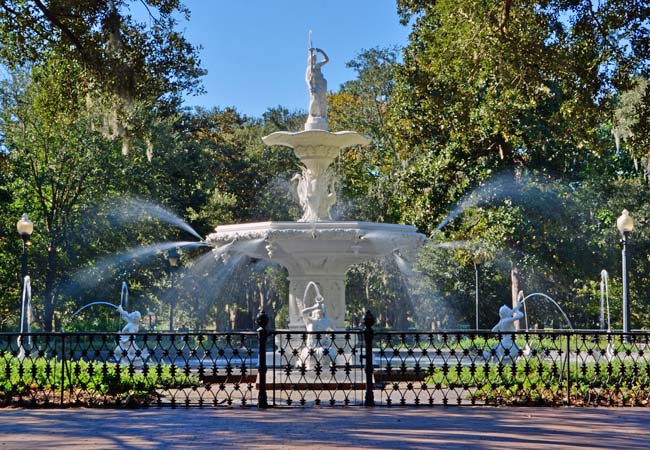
[206,221,424,329]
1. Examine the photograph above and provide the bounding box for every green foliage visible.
[421,358,650,406]
[0,0,205,158]
[0,62,126,330]
[613,78,650,176]
[0,1,204,102]
[387,0,648,232]
[0,353,198,406]
[330,47,402,223]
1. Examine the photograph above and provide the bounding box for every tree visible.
[0,0,205,158]
[0,62,124,330]
[186,106,302,226]
[388,0,650,313]
[329,47,402,223]
[613,78,650,177]
[391,0,649,227]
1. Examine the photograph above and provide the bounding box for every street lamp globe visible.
[16,213,34,238]
[617,209,634,236]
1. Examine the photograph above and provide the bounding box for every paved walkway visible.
[0,407,648,449]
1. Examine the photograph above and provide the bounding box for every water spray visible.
[120,281,129,310]
[600,269,611,332]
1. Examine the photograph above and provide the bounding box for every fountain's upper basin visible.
[262,130,371,178]
[206,221,424,273]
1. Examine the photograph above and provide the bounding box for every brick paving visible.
[0,407,648,449]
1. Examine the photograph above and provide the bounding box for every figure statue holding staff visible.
[305,33,329,130]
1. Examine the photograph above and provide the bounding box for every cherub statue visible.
[296,281,335,370]
[114,305,149,366]
[489,300,525,363]
[302,295,333,342]
[118,304,141,334]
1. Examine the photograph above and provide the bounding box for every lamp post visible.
[16,214,34,342]
[168,248,179,331]
[473,259,480,330]
[16,214,34,284]
[472,251,484,330]
[616,209,634,336]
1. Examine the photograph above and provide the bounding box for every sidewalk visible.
[0,407,648,449]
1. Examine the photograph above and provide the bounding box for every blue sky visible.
[163,1,411,117]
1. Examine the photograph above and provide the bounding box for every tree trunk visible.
[43,245,58,332]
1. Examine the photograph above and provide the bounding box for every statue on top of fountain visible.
[305,46,329,131]
[296,281,336,370]
[114,305,149,366]
[488,300,524,364]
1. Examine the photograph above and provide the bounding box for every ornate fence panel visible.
[0,333,62,406]
[570,332,650,406]
[0,332,258,407]
[267,331,365,406]
[372,330,575,406]
[142,332,259,407]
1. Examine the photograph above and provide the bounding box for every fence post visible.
[256,310,269,409]
[566,332,571,406]
[60,333,65,406]
[363,310,376,407]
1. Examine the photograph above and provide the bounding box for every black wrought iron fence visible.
[2,311,650,408]
[0,331,258,407]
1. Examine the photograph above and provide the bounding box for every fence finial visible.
[363,310,376,329]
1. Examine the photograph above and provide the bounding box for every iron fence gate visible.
[1,311,649,407]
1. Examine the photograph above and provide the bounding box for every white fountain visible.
[207,42,424,330]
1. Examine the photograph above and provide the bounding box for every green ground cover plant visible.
[0,352,199,407]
